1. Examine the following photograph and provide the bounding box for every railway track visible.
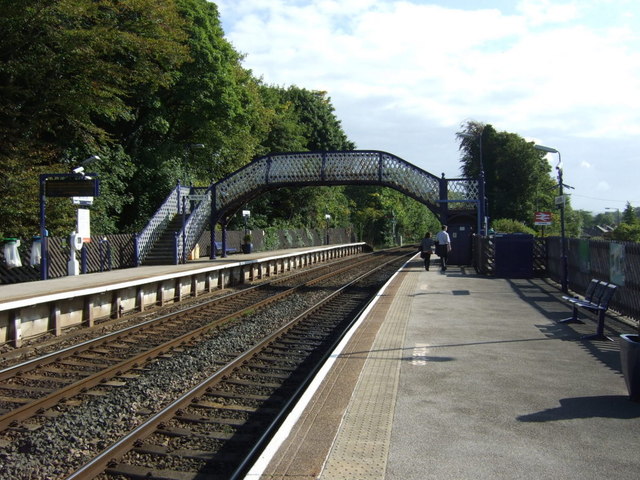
[0,252,377,431]
[0,247,414,479]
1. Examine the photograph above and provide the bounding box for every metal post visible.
[39,175,48,280]
[210,185,217,259]
[438,174,448,224]
[181,196,187,264]
[534,144,568,294]
[325,214,331,245]
[176,179,181,214]
[221,219,228,258]
[81,244,88,274]
[557,162,568,293]
[133,233,140,266]
[478,134,487,235]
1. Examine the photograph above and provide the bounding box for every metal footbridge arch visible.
[139,150,480,264]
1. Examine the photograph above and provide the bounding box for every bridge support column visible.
[439,174,449,224]
[221,217,229,258]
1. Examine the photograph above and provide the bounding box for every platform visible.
[248,257,640,479]
[0,244,364,348]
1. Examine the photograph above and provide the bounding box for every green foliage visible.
[611,223,640,242]
[622,202,637,225]
[491,218,536,235]
[1,0,188,236]
[345,186,439,246]
[0,0,188,151]
[609,202,640,242]
[457,122,556,225]
[0,0,439,248]
[262,226,280,250]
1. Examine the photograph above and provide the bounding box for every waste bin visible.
[30,235,42,266]
[493,233,533,278]
[3,238,22,268]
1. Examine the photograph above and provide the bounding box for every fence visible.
[0,234,137,284]
[474,235,640,325]
[1,227,356,284]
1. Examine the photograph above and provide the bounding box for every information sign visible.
[534,211,552,226]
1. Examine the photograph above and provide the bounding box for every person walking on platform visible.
[419,232,435,270]
[435,224,451,271]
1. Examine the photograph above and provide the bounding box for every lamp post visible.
[460,131,487,235]
[325,214,331,245]
[534,144,568,293]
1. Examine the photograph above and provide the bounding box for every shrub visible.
[491,218,536,235]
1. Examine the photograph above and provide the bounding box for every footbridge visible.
[136,150,482,265]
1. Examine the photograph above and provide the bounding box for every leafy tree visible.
[0,0,189,236]
[608,202,640,242]
[622,202,637,225]
[117,0,269,228]
[575,210,597,230]
[276,87,355,151]
[245,86,356,231]
[610,223,640,242]
[345,186,438,245]
[457,122,556,226]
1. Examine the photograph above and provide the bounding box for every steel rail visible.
[64,249,412,480]
[0,252,382,432]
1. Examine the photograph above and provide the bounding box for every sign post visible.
[39,173,100,280]
[534,211,552,238]
[534,212,552,226]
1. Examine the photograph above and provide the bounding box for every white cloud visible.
[516,0,580,25]
[217,0,640,212]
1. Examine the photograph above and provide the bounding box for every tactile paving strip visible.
[319,266,419,479]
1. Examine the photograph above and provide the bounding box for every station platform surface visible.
[0,246,330,305]
[248,257,640,480]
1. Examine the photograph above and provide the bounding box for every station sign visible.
[534,211,552,225]
[72,196,94,206]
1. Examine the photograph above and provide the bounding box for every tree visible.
[0,0,189,236]
[246,86,356,231]
[458,122,557,227]
[622,202,637,225]
[344,186,438,245]
[611,223,640,242]
[116,0,270,229]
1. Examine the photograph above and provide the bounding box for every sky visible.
[215,0,640,214]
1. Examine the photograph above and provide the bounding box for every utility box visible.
[493,233,534,278]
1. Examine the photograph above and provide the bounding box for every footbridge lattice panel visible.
[163,150,478,264]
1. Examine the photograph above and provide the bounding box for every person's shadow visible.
[517,395,640,422]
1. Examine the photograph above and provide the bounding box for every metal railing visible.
[176,187,212,263]
[136,184,190,265]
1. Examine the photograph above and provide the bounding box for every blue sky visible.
[215,0,640,214]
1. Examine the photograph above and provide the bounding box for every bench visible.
[561,279,617,340]
[213,241,237,255]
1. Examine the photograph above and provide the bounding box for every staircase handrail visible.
[176,186,212,263]
[137,184,191,265]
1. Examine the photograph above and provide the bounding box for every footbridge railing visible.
[154,150,479,264]
[136,183,191,265]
